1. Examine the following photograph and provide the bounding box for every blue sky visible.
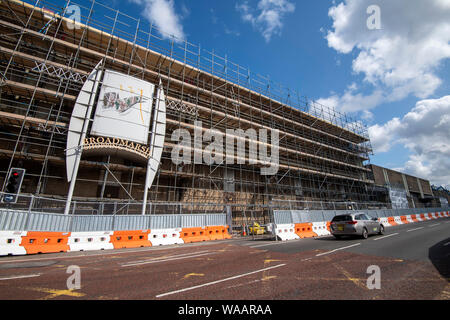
[45,0,450,187]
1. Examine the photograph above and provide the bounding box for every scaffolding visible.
[0,0,378,222]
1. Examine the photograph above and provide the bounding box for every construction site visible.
[0,0,384,228]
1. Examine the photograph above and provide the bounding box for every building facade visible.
[366,164,436,208]
[0,0,376,217]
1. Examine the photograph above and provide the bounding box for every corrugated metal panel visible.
[71,215,114,232]
[181,214,206,228]
[26,212,71,231]
[272,210,293,224]
[205,214,226,226]
[291,211,304,223]
[0,209,27,230]
[302,210,325,222]
[113,215,150,230]
[149,215,181,229]
[322,210,337,221]
[0,208,444,232]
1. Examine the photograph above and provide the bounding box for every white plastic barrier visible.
[0,231,27,256]
[149,228,184,246]
[415,214,423,222]
[68,231,114,252]
[274,224,299,241]
[312,222,331,236]
[393,216,403,225]
[379,217,390,227]
[406,215,415,223]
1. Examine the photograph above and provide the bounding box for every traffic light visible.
[2,168,25,204]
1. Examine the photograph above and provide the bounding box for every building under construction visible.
[0,0,376,219]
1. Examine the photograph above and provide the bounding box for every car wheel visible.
[361,228,368,239]
[378,225,385,235]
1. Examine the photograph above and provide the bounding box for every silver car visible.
[330,213,385,239]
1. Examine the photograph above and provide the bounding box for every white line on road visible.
[428,223,440,227]
[315,243,361,257]
[249,242,289,248]
[155,263,286,298]
[0,274,41,281]
[121,251,215,267]
[373,233,399,241]
[122,250,211,265]
[406,227,424,232]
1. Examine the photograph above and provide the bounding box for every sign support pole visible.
[142,159,151,215]
[64,61,104,215]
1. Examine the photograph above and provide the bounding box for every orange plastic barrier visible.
[294,223,317,238]
[180,227,209,243]
[326,221,331,231]
[206,226,231,240]
[20,231,70,254]
[387,217,397,226]
[206,226,224,240]
[110,230,151,249]
[400,216,409,224]
[420,213,427,220]
[428,213,434,219]
[410,214,419,222]
[222,226,232,240]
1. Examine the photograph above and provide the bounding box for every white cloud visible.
[129,0,185,41]
[236,0,295,42]
[324,0,450,102]
[316,87,384,114]
[368,95,450,186]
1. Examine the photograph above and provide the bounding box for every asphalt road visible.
[0,217,448,300]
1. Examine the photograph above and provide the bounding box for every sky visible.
[56,0,450,188]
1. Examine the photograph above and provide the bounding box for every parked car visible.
[330,213,385,239]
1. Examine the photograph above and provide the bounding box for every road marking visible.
[249,242,288,248]
[406,227,424,232]
[315,243,361,257]
[183,273,204,279]
[428,223,440,227]
[0,273,41,281]
[123,250,211,265]
[155,264,286,298]
[333,263,367,290]
[443,242,450,247]
[24,287,85,300]
[121,251,215,267]
[373,233,398,241]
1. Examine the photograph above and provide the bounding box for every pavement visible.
[0,217,448,300]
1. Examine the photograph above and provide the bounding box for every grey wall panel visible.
[272,211,293,224]
[113,215,149,231]
[71,215,114,232]
[0,209,27,231]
